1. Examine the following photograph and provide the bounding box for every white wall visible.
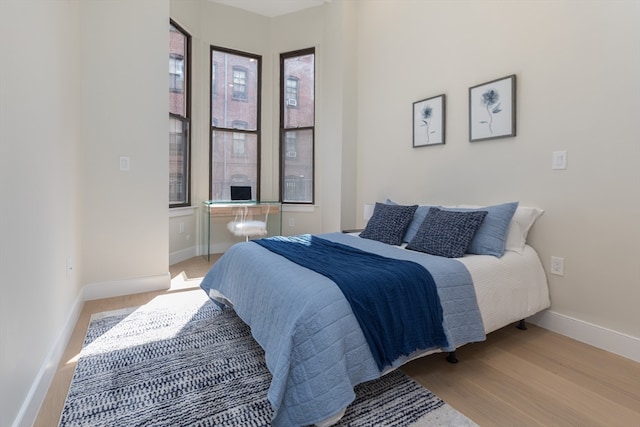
[81,0,170,296]
[1,1,82,425]
[0,1,170,425]
[355,0,640,340]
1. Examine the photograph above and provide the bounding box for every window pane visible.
[282,129,313,203]
[169,118,189,204]
[211,50,258,130]
[211,130,258,201]
[169,24,187,117]
[283,53,314,128]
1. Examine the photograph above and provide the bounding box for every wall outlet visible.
[550,256,565,276]
[288,218,295,227]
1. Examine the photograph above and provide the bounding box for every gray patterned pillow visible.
[359,202,418,246]
[406,207,488,258]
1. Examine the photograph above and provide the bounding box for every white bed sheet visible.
[459,244,550,334]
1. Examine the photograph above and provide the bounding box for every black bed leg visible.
[516,319,527,330]
[446,351,458,364]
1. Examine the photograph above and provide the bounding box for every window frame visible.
[280,47,315,204]
[169,19,191,208]
[209,45,262,201]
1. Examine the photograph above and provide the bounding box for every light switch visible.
[119,156,130,171]
[552,151,567,170]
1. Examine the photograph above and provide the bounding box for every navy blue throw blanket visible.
[253,235,449,371]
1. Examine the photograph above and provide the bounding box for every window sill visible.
[169,206,198,218]
[282,204,317,213]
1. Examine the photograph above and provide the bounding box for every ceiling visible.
[209,0,328,17]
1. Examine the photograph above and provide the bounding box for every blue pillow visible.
[360,202,418,246]
[385,199,432,243]
[443,201,518,257]
[406,207,488,258]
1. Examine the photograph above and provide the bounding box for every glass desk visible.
[201,200,282,261]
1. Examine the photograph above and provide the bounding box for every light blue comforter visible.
[200,233,485,426]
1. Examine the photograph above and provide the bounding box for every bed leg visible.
[446,351,458,364]
[516,319,527,330]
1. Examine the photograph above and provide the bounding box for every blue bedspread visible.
[200,233,485,427]
[253,235,448,371]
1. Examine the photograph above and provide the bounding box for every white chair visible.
[227,205,270,241]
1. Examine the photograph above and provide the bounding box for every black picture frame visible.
[469,74,516,142]
[413,94,445,147]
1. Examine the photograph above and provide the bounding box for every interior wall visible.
[0,1,82,425]
[80,0,170,290]
[356,0,640,338]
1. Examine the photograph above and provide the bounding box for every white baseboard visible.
[14,274,172,426]
[83,273,171,301]
[529,310,640,363]
[169,246,198,265]
[12,293,84,427]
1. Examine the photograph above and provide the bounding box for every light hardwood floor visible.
[36,256,640,426]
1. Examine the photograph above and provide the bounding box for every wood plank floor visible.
[36,256,640,426]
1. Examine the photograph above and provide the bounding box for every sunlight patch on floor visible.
[169,270,204,291]
[78,290,209,358]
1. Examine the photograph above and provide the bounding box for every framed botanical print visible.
[413,94,445,147]
[469,74,516,142]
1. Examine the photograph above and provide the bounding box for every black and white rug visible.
[59,290,476,426]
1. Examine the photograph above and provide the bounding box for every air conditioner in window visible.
[286,151,297,158]
[287,98,297,107]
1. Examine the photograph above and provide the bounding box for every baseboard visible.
[83,273,171,301]
[169,246,198,265]
[528,310,640,363]
[12,293,84,427]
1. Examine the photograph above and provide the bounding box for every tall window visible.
[169,21,190,207]
[280,48,314,203]
[210,46,261,201]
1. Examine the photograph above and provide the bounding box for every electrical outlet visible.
[288,218,295,227]
[550,256,564,276]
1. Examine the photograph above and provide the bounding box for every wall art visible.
[469,74,516,142]
[413,94,445,147]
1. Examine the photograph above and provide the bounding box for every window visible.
[210,46,261,201]
[169,54,184,93]
[285,132,297,158]
[280,48,314,203]
[232,66,248,101]
[285,76,299,107]
[231,121,248,156]
[169,21,190,207]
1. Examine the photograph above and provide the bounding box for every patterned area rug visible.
[59,290,476,426]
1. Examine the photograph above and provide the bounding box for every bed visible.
[199,202,550,427]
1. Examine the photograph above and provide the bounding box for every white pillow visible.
[457,204,543,254]
[505,207,544,253]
